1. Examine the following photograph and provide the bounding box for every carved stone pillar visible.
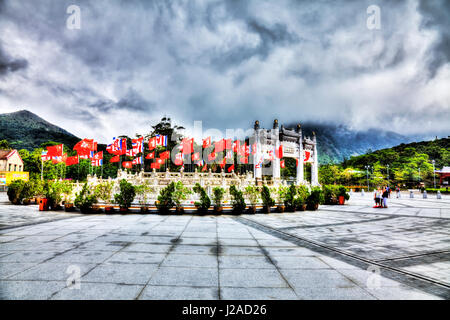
[296,124,304,185]
[311,132,319,186]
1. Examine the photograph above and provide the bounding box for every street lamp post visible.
[365,165,371,192]
[432,160,436,188]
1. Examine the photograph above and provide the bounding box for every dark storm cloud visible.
[211,20,300,70]
[0,43,28,76]
[89,89,155,113]
[0,0,448,141]
[418,0,450,77]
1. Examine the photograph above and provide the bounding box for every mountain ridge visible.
[0,109,80,150]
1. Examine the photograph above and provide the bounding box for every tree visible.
[0,139,11,149]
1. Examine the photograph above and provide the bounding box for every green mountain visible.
[0,110,80,150]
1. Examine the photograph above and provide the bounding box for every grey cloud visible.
[89,89,155,113]
[0,0,448,140]
[0,43,28,76]
[418,0,450,77]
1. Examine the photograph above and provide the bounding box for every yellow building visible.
[0,149,29,186]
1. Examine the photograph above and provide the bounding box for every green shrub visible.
[44,180,65,209]
[7,180,26,204]
[114,179,136,210]
[95,181,114,204]
[322,185,338,204]
[229,185,246,214]
[172,181,192,209]
[261,185,275,209]
[294,185,310,209]
[156,182,176,213]
[244,185,260,208]
[338,185,350,200]
[212,187,225,209]
[60,180,74,204]
[193,183,211,214]
[284,185,297,211]
[275,186,287,205]
[307,187,324,210]
[74,183,98,213]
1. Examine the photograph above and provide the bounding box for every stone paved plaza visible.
[0,192,449,300]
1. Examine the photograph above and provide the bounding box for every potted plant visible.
[156,182,175,214]
[261,185,275,213]
[338,185,350,205]
[193,183,211,215]
[61,181,75,212]
[275,186,287,213]
[294,185,310,211]
[74,183,98,213]
[95,181,115,213]
[172,181,192,214]
[212,187,225,214]
[244,185,260,214]
[114,179,136,213]
[284,185,297,212]
[45,180,64,210]
[229,185,246,215]
[323,185,339,205]
[7,180,25,205]
[33,179,45,204]
[135,181,153,213]
[306,187,324,211]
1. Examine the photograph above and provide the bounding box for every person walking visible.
[382,187,389,208]
[396,186,400,198]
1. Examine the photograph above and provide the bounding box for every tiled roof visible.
[0,150,13,160]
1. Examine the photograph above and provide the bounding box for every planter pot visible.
[307,203,319,211]
[277,205,285,213]
[39,198,49,211]
[50,204,62,211]
[80,206,93,214]
[64,203,75,212]
[338,196,345,205]
[196,207,209,215]
[214,206,223,214]
[246,206,257,214]
[157,207,171,215]
[262,206,271,214]
[119,207,129,213]
[104,206,115,213]
[140,206,149,213]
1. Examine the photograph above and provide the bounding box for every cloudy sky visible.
[0,0,449,143]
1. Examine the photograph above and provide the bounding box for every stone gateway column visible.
[296,124,304,185]
[272,119,281,181]
[311,132,319,186]
[253,120,262,183]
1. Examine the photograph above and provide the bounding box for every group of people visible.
[374,186,391,208]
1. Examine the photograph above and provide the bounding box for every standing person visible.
[396,185,400,198]
[386,185,391,198]
[374,188,381,208]
[382,187,389,208]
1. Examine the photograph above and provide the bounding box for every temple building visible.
[436,166,450,187]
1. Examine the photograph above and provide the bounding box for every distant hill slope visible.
[285,122,415,164]
[0,110,80,150]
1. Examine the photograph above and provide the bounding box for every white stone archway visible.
[250,120,319,186]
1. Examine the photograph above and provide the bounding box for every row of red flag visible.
[41,135,310,170]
